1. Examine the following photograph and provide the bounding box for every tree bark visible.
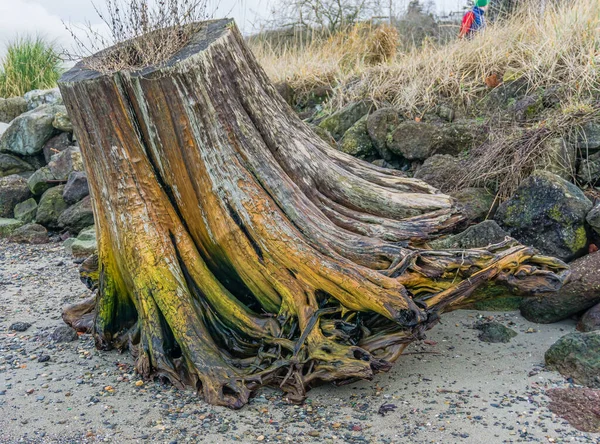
[58,19,568,408]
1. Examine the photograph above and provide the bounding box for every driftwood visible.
[58,19,567,408]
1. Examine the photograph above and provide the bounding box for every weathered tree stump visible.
[58,19,568,408]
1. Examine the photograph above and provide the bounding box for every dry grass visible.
[67,0,208,74]
[252,0,600,116]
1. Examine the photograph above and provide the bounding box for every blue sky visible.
[0,0,468,58]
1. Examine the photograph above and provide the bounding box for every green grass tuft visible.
[0,36,62,98]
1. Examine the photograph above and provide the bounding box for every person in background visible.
[459,0,489,38]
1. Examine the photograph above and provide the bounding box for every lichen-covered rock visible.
[27,166,55,196]
[366,108,402,160]
[0,153,34,177]
[24,88,63,110]
[318,101,370,140]
[587,204,600,236]
[0,174,31,217]
[66,225,97,259]
[475,321,517,343]
[42,132,73,163]
[0,96,27,123]
[495,171,592,261]
[58,195,94,234]
[413,154,464,192]
[520,251,600,323]
[576,121,600,153]
[512,94,544,121]
[429,220,508,250]
[387,121,442,160]
[36,185,68,229]
[62,171,89,204]
[9,223,49,244]
[309,124,336,148]
[545,331,600,388]
[578,303,600,332]
[450,187,495,222]
[0,218,25,236]
[338,116,376,159]
[13,198,38,224]
[578,152,600,186]
[52,111,73,132]
[48,146,83,180]
[0,104,63,156]
[536,137,576,180]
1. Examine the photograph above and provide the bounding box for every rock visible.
[318,101,370,140]
[578,303,600,332]
[0,218,25,236]
[512,94,543,121]
[535,137,576,180]
[48,146,83,180]
[13,198,38,223]
[9,322,31,332]
[484,78,529,110]
[468,284,524,311]
[0,122,8,137]
[578,152,600,186]
[545,331,600,388]
[9,223,49,244]
[0,96,27,123]
[547,387,600,433]
[366,108,402,160]
[27,167,55,196]
[587,204,600,236]
[475,321,517,343]
[413,154,464,192]
[576,121,600,153]
[0,174,31,217]
[36,186,68,229]
[62,171,89,204]
[309,125,336,148]
[42,132,73,163]
[429,220,508,250]
[0,153,34,177]
[436,104,455,122]
[520,251,600,323]
[66,225,97,258]
[24,88,63,110]
[495,171,592,261]
[0,105,63,156]
[338,116,377,159]
[58,196,94,233]
[450,187,495,222]
[49,325,78,343]
[52,111,72,132]
[274,82,295,105]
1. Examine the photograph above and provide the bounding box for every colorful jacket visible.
[459,6,486,38]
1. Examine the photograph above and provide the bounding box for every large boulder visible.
[0,104,63,156]
[0,96,27,123]
[587,204,600,236]
[0,174,31,217]
[27,166,55,196]
[366,107,402,160]
[62,171,89,204]
[520,251,600,323]
[450,187,495,222]
[0,218,24,236]
[42,132,73,163]
[576,121,600,153]
[578,303,600,332]
[495,171,592,261]
[9,223,49,244]
[318,101,370,140]
[58,196,94,234]
[413,154,464,193]
[24,88,63,110]
[0,153,34,177]
[13,198,38,224]
[338,116,377,159]
[545,331,600,388]
[429,220,508,250]
[36,186,68,229]
[578,152,600,186]
[48,146,83,180]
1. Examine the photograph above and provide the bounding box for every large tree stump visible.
[58,19,568,408]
